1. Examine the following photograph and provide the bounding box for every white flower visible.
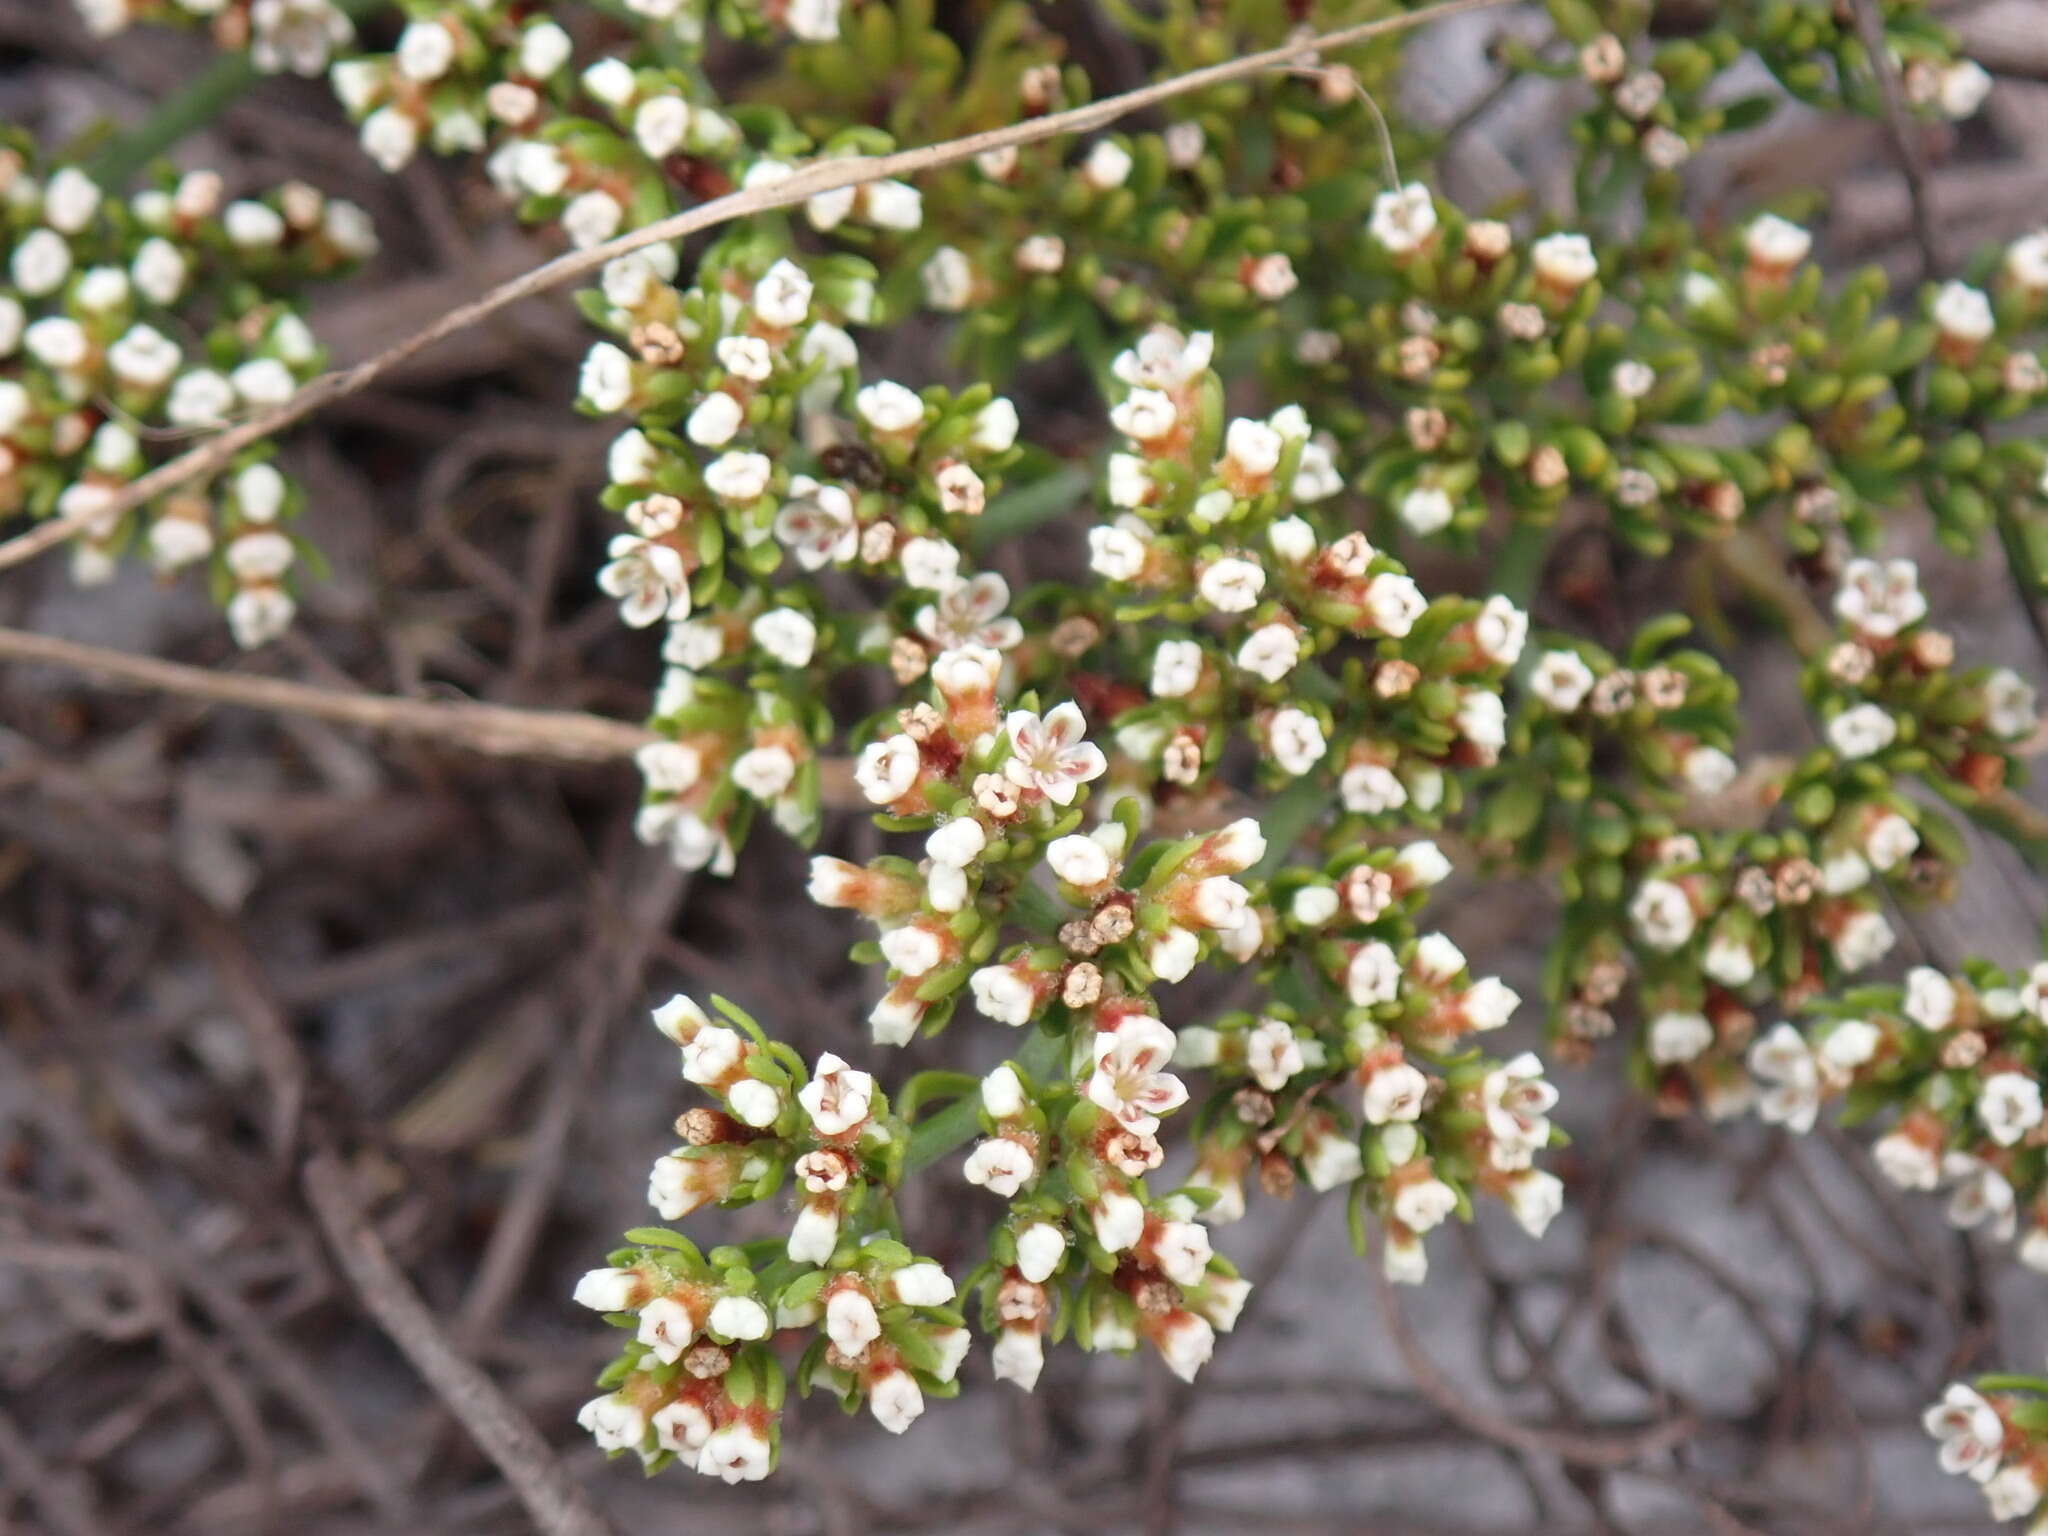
[880,925,943,978]
[1222,416,1284,479]
[1745,214,1812,270]
[1399,485,1453,535]
[785,0,840,39]
[652,1399,713,1457]
[1245,253,1298,300]
[1531,232,1597,289]
[1925,1383,2005,1481]
[1149,927,1200,983]
[2006,231,2048,294]
[1268,708,1327,775]
[1081,139,1133,190]
[1947,1152,2018,1241]
[1816,1020,1880,1085]
[935,461,985,516]
[920,246,974,311]
[1092,1189,1146,1252]
[857,380,926,434]
[926,818,987,871]
[1483,1052,1557,1154]
[1472,596,1528,666]
[1113,328,1214,391]
[775,480,858,569]
[518,21,572,77]
[1148,1219,1212,1286]
[11,228,70,296]
[890,1262,955,1308]
[572,1267,640,1312]
[579,342,635,412]
[1003,704,1107,805]
[1937,59,1993,120]
[1110,387,1177,443]
[697,1424,773,1483]
[1873,1128,1940,1191]
[1302,1127,1364,1191]
[854,735,919,806]
[993,1327,1045,1390]
[970,966,1040,1028]
[1703,930,1756,988]
[1984,669,2037,739]
[1904,967,1958,1029]
[1016,1224,1067,1284]
[23,317,87,371]
[1987,1463,2045,1521]
[1748,1024,1820,1134]
[1506,1170,1565,1238]
[1682,747,1737,796]
[106,325,182,390]
[1464,977,1521,1031]
[1151,639,1203,698]
[1393,1175,1457,1233]
[787,1200,840,1262]
[799,1052,875,1136]
[228,590,297,649]
[1648,1011,1714,1064]
[1347,941,1402,1007]
[1087,1019,1188,1135]
[1830,909,1895,971]
[681,1024,745,1086]
[862,179,922,230]
[1363,1062,1427,1124]
[394,18,453,80]
[1862,811,1918,872]
[731,745,796,800]
[231,358,296,408]
[704,450,770,505]
[752,259,813,329]
[1979,1071,2044,1148]
[1413,933,1466,983]
[1369,182,1437,254]
[1834,557,1927,638]
[1456,690,1507,759]
[1088,523,1149,582]
[980,1064,1026,1119]
[1630,878,1696,951]
[964,1136,1035,1196]
[708,1294,770,1341]
[868,1367,925,1435]
[577,1395,646,1454]
[916,572,1023,651]
[686,390,744,447]
[1362,573,1426,637]
[751,608,817,668]
[1236,623,1300,682]
[1245,1017,1305,1092]
[1935,281,1995,343]
[597,536,688,628]
[1047,833,1113,889]
[972,398,1020,452]
[1340,762,1407,816]
[825,1287,882,1358]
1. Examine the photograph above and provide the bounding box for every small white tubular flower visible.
[1933,280,1995,344]
[1744,214,1812,271]
[981,1064,1026,1119]
[1003,703,1107,805]
[1092,1189,1146,1253]
[1979,1071,2045,1148]
[698,1423,773,1483]
[964,1136,1036,1196]
[1197,555,1265,613]
[1047,833,1113,889]
[597,536,688,629]
[1937,59,1993,120]
[1088,522,1149,582]
[749,608,816,669]
[577,1395,647,1453]
[1648,1011,1714,1064]
[1483,1052,1557,1153]
[972,397,1020,452]
[1872,1127,1940,1191]
[652,1399,713,1458]
[1369,182,1438,254]
[920,245,974,311]
[726,1079,783,1129]
[1834,557,1927,638]
[1151,639,1204,698]
[891,1263,955,1308]
[1830,909,1895,971]
[1363,573,1426,637]
[1149,927,1200,983]
[1363,1062,1428,1125]
[1472,596,1528,666]
[1222,416,1284,480]
[1531,232,1598,290]
[1087,1019,1188,1135]
[1110,387,1178,444]
[1148,1219,1212,1287]
[1413,933,1466,983]
[992,1327,1045,1390]
[867,1366,926,1436]
[731,746,796,801]
[1863,811,1919,872]
[1269,708,1327,776]
[1081,139,1132,190]
[1925,1383,2005,1481]
[787,1199,840,1263]
[572,1267,640,1312]
[1984,669,2037,739]
[1347,941,1402,1007]
[1236,623,1301,683]
[1016,1223,1067,1284]
[825,1287,881,1357]
[1747,1023,1820,1134]
[704,447,772,501]
[799,1052,875,1136]
[578,342,635,412]
[1340,762,1407,816]
[856,380,926,435]
[1904,967,1958,1029]
[1987,1463,2045,1521]
[1456,691,1507,760]
[1245,1017,1305,1092]
[851,741,917,811]
[1399,485,1454,535]
[879,924,944,978]
[927,818,986,871]
[1630,878,1696,951]
[686,390,744,447]
[970,964,1039,1026]
[1393,1175,1457,1234]
[1682,747,1737,797]
[708,1294,770,1341]
[1506,1170,1565,1238]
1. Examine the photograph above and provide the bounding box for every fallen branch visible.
[0,0,1511,574]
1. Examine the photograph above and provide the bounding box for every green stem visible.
[1491,515,1551,607]
[88,53,260,188]
[902,1028,1065,1176]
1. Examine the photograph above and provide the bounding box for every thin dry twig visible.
[1848,0,1942,281]
[301,1145,620,1536]
[0,0,1511,574]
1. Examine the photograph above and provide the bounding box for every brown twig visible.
[1848,0,1942,282]
[301,1145,620,1536]
[0,0,1511,575]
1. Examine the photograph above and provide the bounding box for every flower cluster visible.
[1925,1375,2048,1527]
[0,145,371,642]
